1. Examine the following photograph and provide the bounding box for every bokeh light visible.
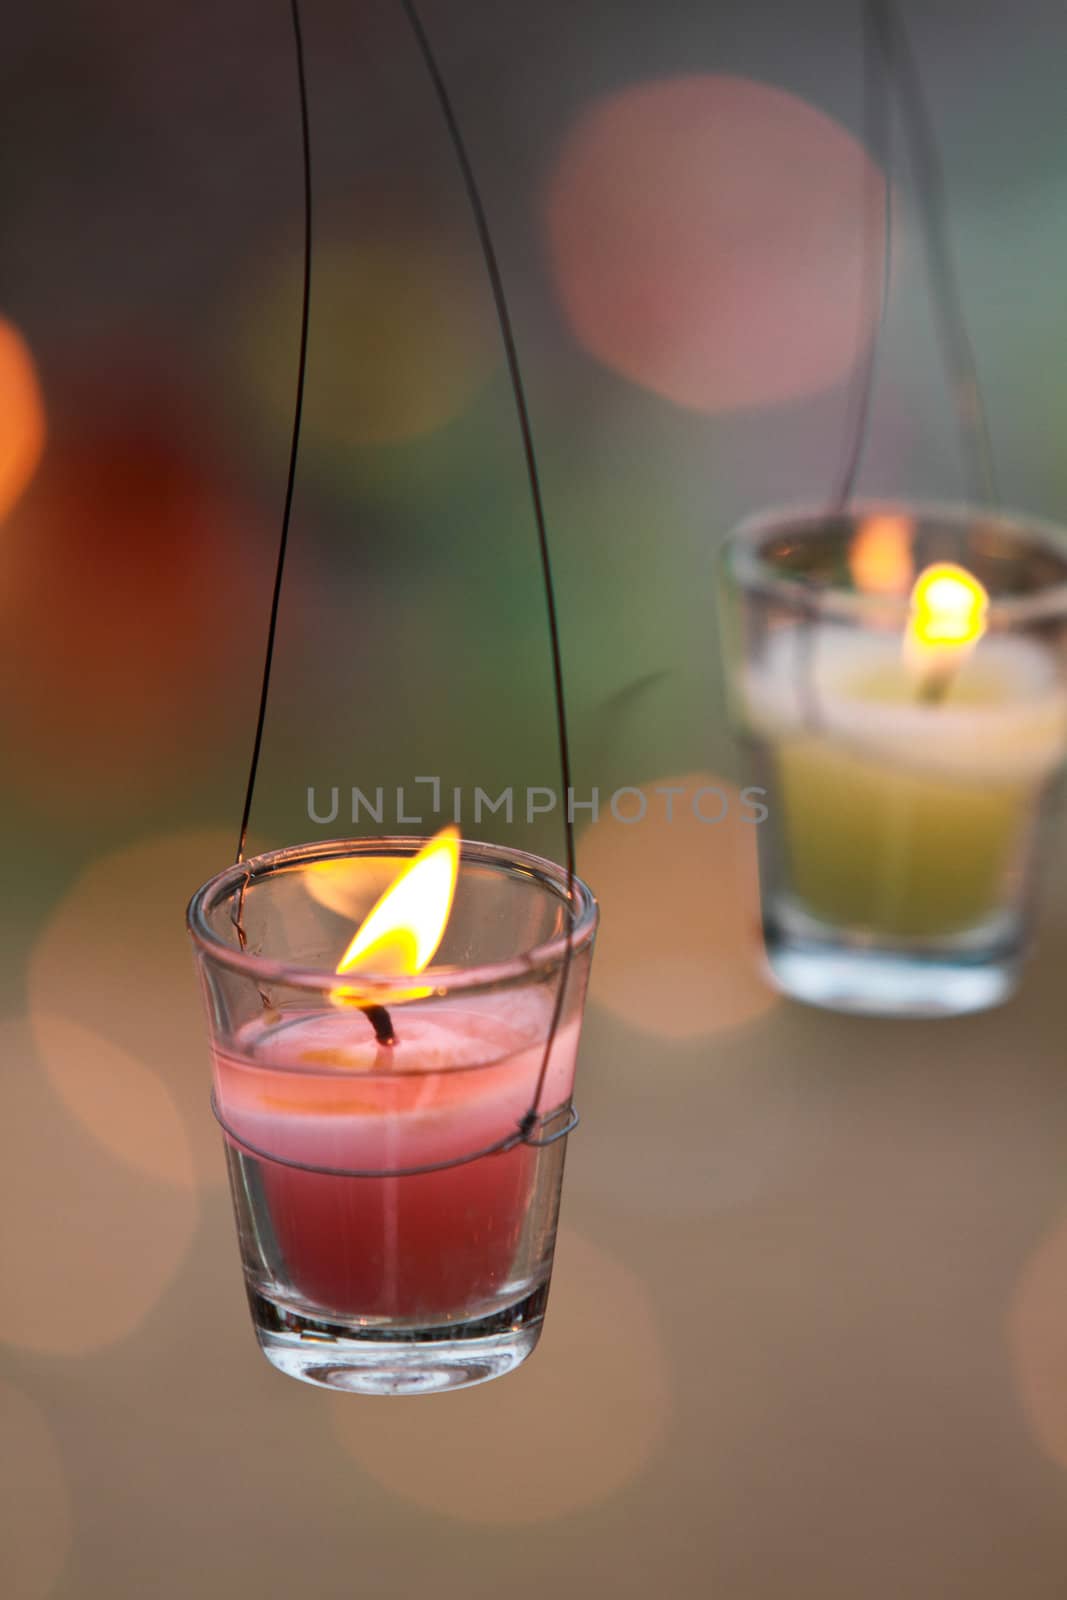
[545,75,886,412]
[1008,1214,1067,1472]
[0,318,45,523]
[330,1229,669,1522]
[238,225,498,457]
[0,1016,197,1355]
[577,772,778,1038]
[28,828,237,1188]
[0,382,252,810]
[0,1383,72,1598]
[32,1013,196,1190]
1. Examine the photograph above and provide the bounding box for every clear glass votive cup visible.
[719,501,1067,1017]
[187,838,598,1394]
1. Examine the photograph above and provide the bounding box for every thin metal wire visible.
[833,0,996,513]
[831,0,894,513]
[799,0,998,732]
[398,0,577,1135]
[234,0,313,873]
[871,0,999,509]
[797,0,894,727]
[224,0,580,1171]
[211,1089,577,1179]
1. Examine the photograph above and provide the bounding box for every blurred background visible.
[6,0,1067,1594]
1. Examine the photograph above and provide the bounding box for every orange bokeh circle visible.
[0,318,45,522]
[1008,1215,1067,1473]
[0,1016,198,1356]
[28,828,237,1189]
[31,1013,196,1191]
[330,1228,669,1523]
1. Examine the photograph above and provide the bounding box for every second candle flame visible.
[904,562,989,697]
[908,563,989,651]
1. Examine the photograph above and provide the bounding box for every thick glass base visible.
[762,905,1021,1018]
[248,1281,549,1395]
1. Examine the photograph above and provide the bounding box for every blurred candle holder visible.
[719,501,1067,1017]
[187,836,597,1395]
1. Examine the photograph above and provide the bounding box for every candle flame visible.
[849,514,914,595]
[907,563,989,652]
[334,826,460,982]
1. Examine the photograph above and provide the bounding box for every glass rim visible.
[722,498,1067,625]
[186,835,598,997]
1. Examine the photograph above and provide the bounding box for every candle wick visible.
[361,1003,397,1048]
[916,663,955,705]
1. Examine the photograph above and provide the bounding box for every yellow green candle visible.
[746,631,1067,940]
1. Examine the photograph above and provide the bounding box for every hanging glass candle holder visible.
[719,501,1067,1016]
[188,833,597,1393]
[184,0,594,1392]
[716,2,1067,1016]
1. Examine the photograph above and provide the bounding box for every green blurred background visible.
[6,1,1067,1595]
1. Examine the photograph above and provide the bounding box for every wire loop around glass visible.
[210,1089,578,1179]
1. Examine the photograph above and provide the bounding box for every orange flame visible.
[848,513,914,595]
[333,827,460,986]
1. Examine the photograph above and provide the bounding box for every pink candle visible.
[215,993,579,1321]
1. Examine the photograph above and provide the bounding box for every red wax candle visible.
[214,995,578,1321]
